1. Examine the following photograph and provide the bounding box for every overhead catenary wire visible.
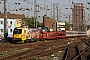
[80,0,82,3]
[69,0,73,9]
[7,0,32,15]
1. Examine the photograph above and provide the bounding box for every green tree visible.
[37,21,43,27]
[26,17,43,27]
[26,17,34,27]
[65,21,70,30]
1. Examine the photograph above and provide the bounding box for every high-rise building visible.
[72,3,86,31]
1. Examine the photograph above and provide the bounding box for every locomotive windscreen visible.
[13,28,22,34]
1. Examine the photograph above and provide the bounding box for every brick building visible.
[72,3,86,31]
[43,16,56,31]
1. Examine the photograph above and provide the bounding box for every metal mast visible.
[34,0,37,28]
[4,0,7,38]
[53,3,55,19]
[56,5,58,22]
[51,2,52,17]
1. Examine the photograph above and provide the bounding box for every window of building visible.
[10,29,12,33]
[0,29,3,32]
[0,21,3,24]
[22,21,25,25]
[1,29,3,32]
[10,21,12,25]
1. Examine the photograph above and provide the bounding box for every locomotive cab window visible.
[13,29,22,34]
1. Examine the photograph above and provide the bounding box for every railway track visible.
[62,38,90,60]
[0,39,69,60]
[0,37,89,60]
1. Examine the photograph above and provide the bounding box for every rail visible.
[72,40,90,60]
[62,39,90,60]
[62,46,69,60]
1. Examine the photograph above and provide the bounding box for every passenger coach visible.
[66,30,87,37]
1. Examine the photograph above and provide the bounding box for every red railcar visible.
[37,30,87,40]
[38,30,66,40]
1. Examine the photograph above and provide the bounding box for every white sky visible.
[0,0,90,24]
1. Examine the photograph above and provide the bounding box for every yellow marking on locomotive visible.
[13,27,27,42]
[14,34,19,38]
